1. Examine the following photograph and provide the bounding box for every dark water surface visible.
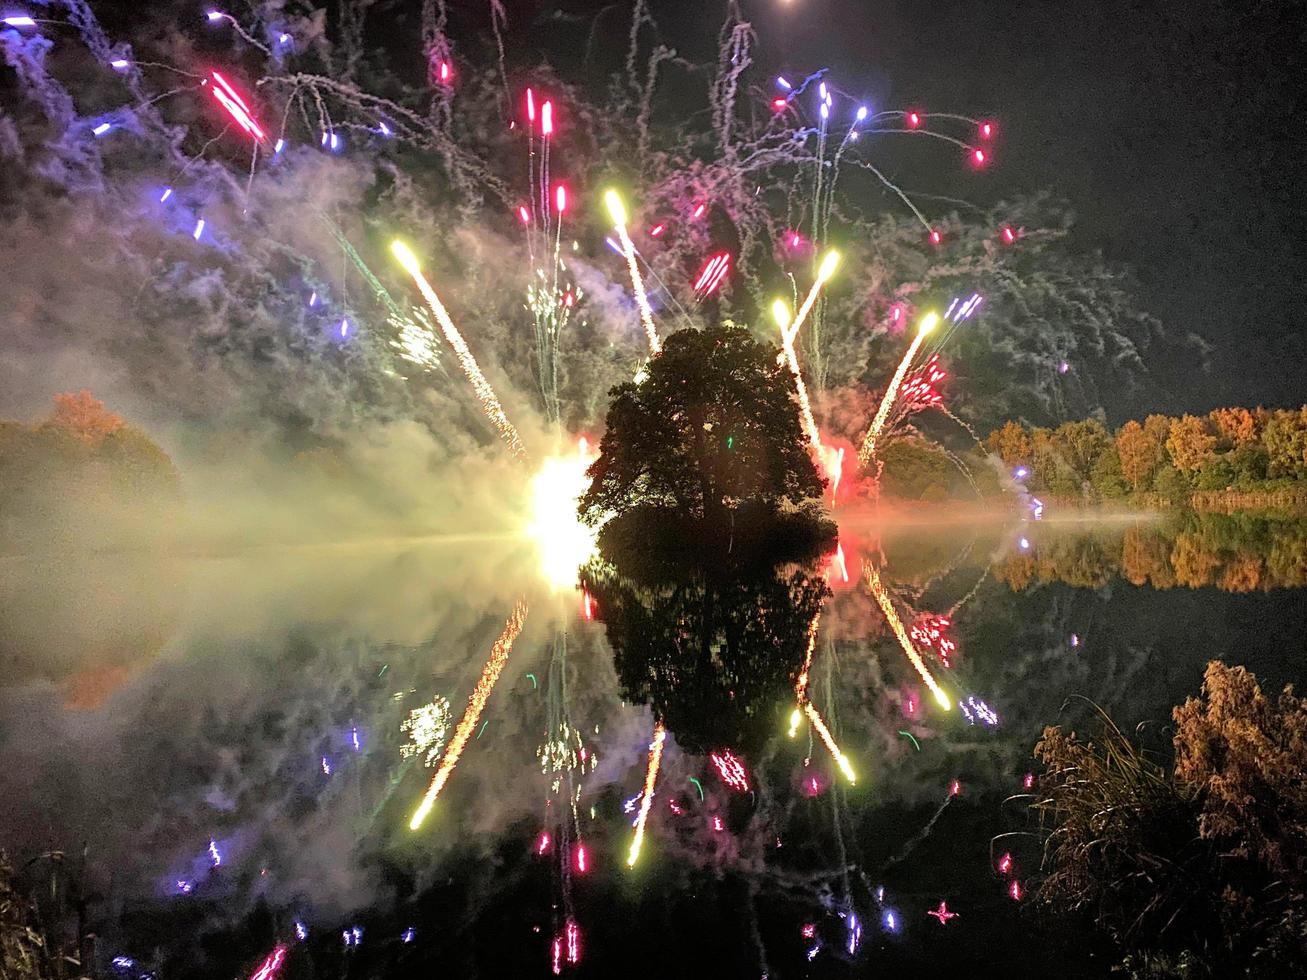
[2,510,1305,978]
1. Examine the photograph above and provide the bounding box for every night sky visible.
[530,0,1307,411]
[42,0,1307,413]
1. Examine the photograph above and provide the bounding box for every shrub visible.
[1030,663,1307,976]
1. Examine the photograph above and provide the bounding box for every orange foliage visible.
[47,390,125,447]
[1218,554,1263,593]
[1208,407,1258,448]
[986,420,1032,466]
[1170,534,1221,588]
[1116,419,1166,491]
[1173,662,1307,884]
[1165,414,1217,473]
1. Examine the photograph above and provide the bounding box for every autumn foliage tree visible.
[1115,419,1166,491]
[986,420,1033,466]
[1209,407,1258,449]
[989,405,1307,502]
[1263,408,1307,479]
[45,389,125,447]
[1166,414,1218,473]
[0,393,180,550]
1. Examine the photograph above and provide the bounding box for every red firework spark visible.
[210,71,265,142]
[909,611,957,667]
[692,252,731,295]
[709,749,750,792]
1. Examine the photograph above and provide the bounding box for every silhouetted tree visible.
[581,553,829,757]
[579,325,823,527]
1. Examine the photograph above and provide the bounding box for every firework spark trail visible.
[710,749,750,792]
[940,405,984,447]
[910,614,957,667]
[391,241,528,460]
[210,71,266,142]
[626,720,666,867]
[605,191,660,355]
[773,259,843,490]
[248,945,288,980]
[772,300,823,452]
[865,567,952,710]
[789,610,821,737]
[410,600,530,830]
[803,701,856,784]
[785,251,840,346]
[858,311,938,468]
[795,611,820,703]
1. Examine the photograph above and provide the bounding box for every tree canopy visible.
[579,325,824,526]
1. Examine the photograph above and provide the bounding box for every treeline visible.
[0,391,180,551]
[986,406,1307,503]
[996,512,1307,592]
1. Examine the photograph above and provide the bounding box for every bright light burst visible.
[626,721,666,867]
[898,354,947,413]
[927,901,958,925]
[391,240,527,459]
[410,601,530,829]
[526,437,599,589]
[866,566,952,710]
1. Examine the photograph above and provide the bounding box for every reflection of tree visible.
[997,514,1307,593]
[580,558,829,757]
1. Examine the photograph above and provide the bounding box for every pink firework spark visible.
[565,919,581,964]
[209,71,265,142]
[709,749,750,792]
[248,945,288,980]
[909,611,957,667]
[927,901,958,924]
[898,355,947,414]
[692,252,731,295]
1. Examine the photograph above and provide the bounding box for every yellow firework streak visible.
[409,601,530,829]
[789,611,821,738]
[391,241,528,460]
[865,566,952,710]
[605,191,660,355]
[626,720,666,867]
[858,311,938,468]
[772,300,823,453]
[786,250,840,344]
[804,701,856,784]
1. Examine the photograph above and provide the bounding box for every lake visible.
[2,508,1304,977]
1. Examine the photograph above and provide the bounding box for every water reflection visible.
[998,511,1307,591]
[581,549,829,757]
[0,512,1303,976]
